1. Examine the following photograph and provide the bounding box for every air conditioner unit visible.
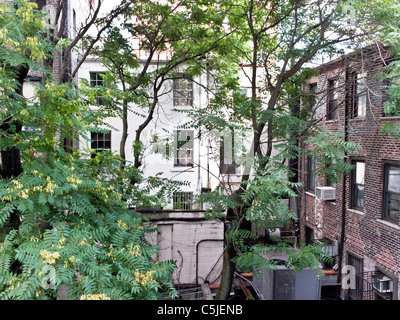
[373,276,393,293]
[315,186,336,201]
[322,240,339,256]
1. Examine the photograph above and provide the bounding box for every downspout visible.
[336,57,350,299]
[289,93,300,248]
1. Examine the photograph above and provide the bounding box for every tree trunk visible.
[120,99,128,169]
[0,66,29,275]
[215,236,236,300]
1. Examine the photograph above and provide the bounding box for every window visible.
[220,130,236,174]
[383,76,400,117]
[174,130,194,167]
[305,226,314,245]
[173,76,193,107]
[309,82,318,116]
[353,72,367,118]
[173,192,193,210]
[63,137,74,154]
[91,129,111,152]
[326,158,337,187]
[346,253,364,300]
[307,156,316,192]
[351,161,365,210]
[90,72,105,105]
[327,79,338,120]
[383,163,400,222]
[238,87,248,97]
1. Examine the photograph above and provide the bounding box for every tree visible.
[0,0,177,300]
[90,0,235,173]
[187,0,395,300]
[377,1,400,138]
[1,0,136,214]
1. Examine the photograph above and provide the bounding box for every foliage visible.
[377,2,400,139]
[185,0,394,299]
[305,130,361,184]
[285,241,333,278]
[0,1,177,300]
[87,0,235,170]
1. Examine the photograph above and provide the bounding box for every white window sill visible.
[381,116,400,121]
[305,191,315,197]
[347,208,365,216]
[349,116,366,121]
[173,106,192,111]
[377,219,400,230]
[171,167,194,172]
[221,173,242,178]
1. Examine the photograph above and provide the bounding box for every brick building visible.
[299,44,400,300]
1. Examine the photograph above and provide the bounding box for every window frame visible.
[90,72,106,105]
[325,158,337,187]
[352,72,367,118]
[90,129,111,152]
[173,75,193,107]
[346,252,364,300]
[350,160,365,211]
[382,162,400,223]
[309,82,318,117]
[173,191,194,210]
[383,74,400,117]
[307,155,316,192]
[174,130,194,167]
[220,129,237,175]
[327,78,339,120]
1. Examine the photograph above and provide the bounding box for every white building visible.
[18,1,269,211]
[77,57,264,210]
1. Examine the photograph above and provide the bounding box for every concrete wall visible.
[143,210,225,285]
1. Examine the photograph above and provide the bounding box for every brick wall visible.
[299,44,400,299]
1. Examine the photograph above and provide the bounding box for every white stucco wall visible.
[143,211,225,285]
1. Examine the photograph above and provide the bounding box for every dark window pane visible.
[307,156,315,191]
[328,79,338,120]
[354,73,367,118]
[351,161,365,210]
[354,185,364,208]
[174,130,193,167]
[384,165,400,221]
[90,129,111,153]
[173,77,193,106]
[90,72,105,105]
[386,193,400,221]
[220,133,236,175]
[328,99,338,120]
[173,192,193,210]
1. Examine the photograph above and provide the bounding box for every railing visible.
[347,271,393,300]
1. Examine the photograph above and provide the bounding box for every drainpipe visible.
[336,57,350,299]
[289,95,300,248]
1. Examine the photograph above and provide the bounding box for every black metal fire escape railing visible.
[347,271,394,300]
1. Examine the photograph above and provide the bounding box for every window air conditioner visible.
[315,186,336,201]
[322,240,339,256]
[373,276,394,293]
